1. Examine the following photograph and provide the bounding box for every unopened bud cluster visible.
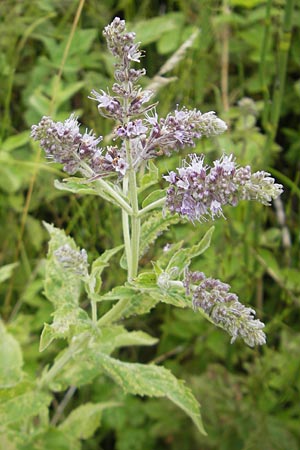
[165,154,283,222]
[54,244,89,277]
[184,270,266,347]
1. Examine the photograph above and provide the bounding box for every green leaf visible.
[59,402,118,440]
[142,189,166,208]
[138,160,158,193]
[97,326,158,354]
[88,245,124,294]
[94,353,206,435]
[167,226,214,274]
[140,211,181,257]
[0,391,51,426]
[39,306,91,351]
[1,131,30,152]
[0,263,18,284]
[132,274,191,309]
[97,285,139,302]
[48,326,157,390]
[54,178,98,196]
[43,222,82,308]
[148,288,191,308]
[0,321,23,388]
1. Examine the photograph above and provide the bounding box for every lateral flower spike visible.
[184,269,266,347]
[165,153,283,222]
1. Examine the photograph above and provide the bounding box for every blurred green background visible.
[0,0,300,448]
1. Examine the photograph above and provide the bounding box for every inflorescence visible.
[184,269,266,347]
[165,153,283,222]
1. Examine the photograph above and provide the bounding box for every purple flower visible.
[142,107,227,157]
[184,269,266,347]
[31,114,102,175]
[89,89,124,120]
[116,119,148,139]
[31,115,128,178]
[164,154,283,222]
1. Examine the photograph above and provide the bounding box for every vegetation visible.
[0,1,299,449]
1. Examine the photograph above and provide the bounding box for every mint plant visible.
[29,17,283,440]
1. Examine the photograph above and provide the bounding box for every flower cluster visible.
[184,270,266,347]
[31,115,127,176]
[54,244,89,278]
[165,153,283,222]
[31,115,102,174]
[89,17,154,122]
[142,108,227,158]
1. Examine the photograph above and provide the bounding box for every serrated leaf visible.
[94,353,206,435]
[167,226,214,274]
[39,306,91,351]
[59,402,118,440]
[149,288,191,308]
[48,326,157,390]
[0,321,23,388]
[0,391,51,426]
[43,222,82,308]
[88,245,124,294]
[0,263,18,284]
[140,211,181,257]
[157,241,184,269]
[97,284,159,319]
[97,285,138,302]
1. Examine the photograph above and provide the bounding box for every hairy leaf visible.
[140,211,181,257]
[0,321,23,388]
[167,226,214,274]
[43,222,82,308]
[0,391,51,426]
[59,402,118,440]
[94,353,206,435]
[39,306,91,351]
[88,245,124,294]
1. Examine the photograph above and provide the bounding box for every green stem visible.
[97,297,131,326]
[39,335,88,388]
[128,168,140,280]
[80,161,132,215]
[91,300,97,322]
[122,176,132,275]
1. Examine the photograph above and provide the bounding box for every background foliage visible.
[0,0,300,449]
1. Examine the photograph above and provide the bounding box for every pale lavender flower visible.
[89,89,124,120]
[164,153,283,222]
[31,115,128,177]
[116,119,148,139]
[184,269,266,347]
[91,146,128,177]
[54,244,89,278]
[31,114,102,175]
[90,17,155,122]
[142,107,227,158]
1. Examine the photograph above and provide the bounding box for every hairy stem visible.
[122,175,132,275]
[128,168,140,280]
